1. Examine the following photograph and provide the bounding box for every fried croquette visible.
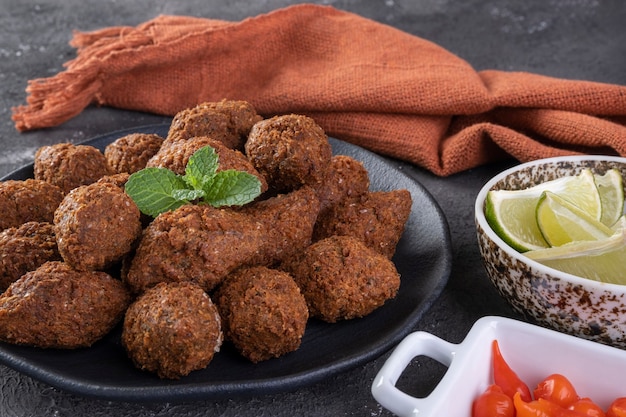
[34,143,112,194]
[122,282,222,379]
[104,133,164,174]
[0,179,64,231]
[313,189,412,259]
[146,136,268,193]
[282,236,400,323]
[54,181,142,271]
[214,266,308,363]
[245,114,332,192]
[315,155,370,213]
[124,187,320,295]
[167,99,262,150]
[0,222,61,292]
[0,261,130,348]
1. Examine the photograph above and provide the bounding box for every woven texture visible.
[12,4,626,176]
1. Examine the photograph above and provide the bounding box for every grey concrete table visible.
[1,1,624,416]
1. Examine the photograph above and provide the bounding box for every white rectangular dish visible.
[372,315,626,416]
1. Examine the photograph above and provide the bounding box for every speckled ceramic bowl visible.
[475,155,626,347]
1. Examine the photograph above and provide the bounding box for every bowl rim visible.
[475,154,626,290]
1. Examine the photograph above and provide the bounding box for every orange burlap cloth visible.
[11,4,626,176]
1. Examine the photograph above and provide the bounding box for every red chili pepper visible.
[472,384,515,417]
[534,373,580,408]
[568,397,606,417]
[514,392,588,417]
[607,398,626,417]
[492,339,532,402]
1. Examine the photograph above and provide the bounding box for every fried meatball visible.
[0,179,64,230]
[315,155,370,213]
[96,172,131,188]
[167,99,262,150]
[122,282,222,379]
[313,189,412,259]
[240,186,320,267]
[0,261,130,348]
[245,114,332,192]
[146,136,268,193]
[124,204,262,294]
[54,182,142,271]
[283,236,400,323]
[0,222,61,292]
[214,266,308,363]
[124,187,319,295]
[34,143,112,194]
[104,133,164,174]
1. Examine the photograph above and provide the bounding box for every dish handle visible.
[371,331,457,417]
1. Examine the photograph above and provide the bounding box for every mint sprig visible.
[125,145,262,217]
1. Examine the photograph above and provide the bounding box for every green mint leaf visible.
[172,188,205,201]
[202,170,262,207]
[125,167,191,217]
[183,145,219,190]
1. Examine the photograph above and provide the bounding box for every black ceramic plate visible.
[0,125,451,402]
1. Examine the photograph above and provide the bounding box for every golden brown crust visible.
[0,222,61,292]
[214,266,308,363]
[245,114,332,192]
[104,133,164,174]
[282,236,400,323]
[122,282,222,379]
[0,261,130,348]
[34,143,112,194]
[313,189,412,259]
[0,179,64,231]
[54,182,142,271]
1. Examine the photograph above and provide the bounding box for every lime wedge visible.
[525,227,626,284]
[485,169,601,252]
[595,169,625,227]
[536,191,613,247]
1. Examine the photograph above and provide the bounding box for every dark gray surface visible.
[1,1,625,416]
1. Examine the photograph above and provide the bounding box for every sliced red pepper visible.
[607,398,626,417]
[569,397,606,417]
[472,384,515,417]
[534,373,579,408]
[492,339,532,402]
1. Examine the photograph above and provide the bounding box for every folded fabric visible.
[11,4,626,176]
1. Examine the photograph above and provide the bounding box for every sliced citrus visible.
[536,191,613,247]
[485,169,601,252]
[525,227,626,285]
[595,168,625,227]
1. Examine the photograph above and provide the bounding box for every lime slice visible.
[595,169,625,227]
[485,169,601,252]
[525,227,626,284]
[536,191,613,247]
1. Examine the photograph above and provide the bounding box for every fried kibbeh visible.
[0,222,61,292]
[315,155,370,213]
[214,266,308,363]
[146,135,268,193]
[313,189,412,259]
[245,114,332,192]
[124,187,319,294]
[0,179,64,231]
[167,99,262,150]
[0,261,130,349]
[104,132,164,174]
[34,143,112,194]
[54,181,142,271]
[122,282,222,379]
[240,186,320,267]
[282,236,400,323]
